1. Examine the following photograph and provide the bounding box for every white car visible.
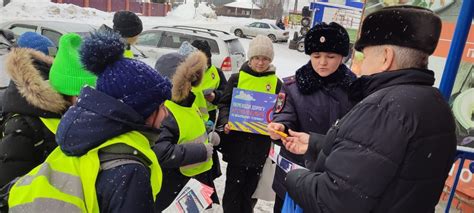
[0,20,97,47]
[230,22,289,42]
[134,25,247,79]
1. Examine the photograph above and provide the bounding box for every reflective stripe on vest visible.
[193,65,220,111]
[39,117,61,134]
[8,131,162,212]
[191,89,210,121]
[164,100,213,177]
[237,71,277,94]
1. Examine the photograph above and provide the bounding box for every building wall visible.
[216,6,261,18]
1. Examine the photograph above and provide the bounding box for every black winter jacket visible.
[0,49,67,187]
[217,62,282,167]
[285,69,457,213]
[153,93,210,211]
[271,62,355,199]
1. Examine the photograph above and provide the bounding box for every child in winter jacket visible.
[217,35,283,213]
[153,51,215,211]
[0,32,97,188]
[6,30,172,213]
[191,39,228,204]
[112,10,142,58]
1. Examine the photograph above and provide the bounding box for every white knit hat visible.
[248,35,274,61]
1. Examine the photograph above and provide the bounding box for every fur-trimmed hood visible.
[171,51,207,102]
[3,48,69,115]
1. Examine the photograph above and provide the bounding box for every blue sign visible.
[228,88,277,135]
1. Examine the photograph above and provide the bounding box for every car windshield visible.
[225,39,245,55]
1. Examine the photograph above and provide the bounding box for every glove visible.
[205,120,214,133]
[208,131,220,146]
[204,143,213,160]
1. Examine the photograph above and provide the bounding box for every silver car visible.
[134,25,247,79]
[230,22,289,42]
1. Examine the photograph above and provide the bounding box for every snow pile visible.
[168,2,217,20]
[0,0,112,23]
[0,0,3,8]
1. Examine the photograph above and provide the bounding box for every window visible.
[159,32,192,49]
[41,28,62,46]
[192,37,220,54]
[248,22,258,28]
[225,39,245,55]
[136,31,162,47]
[9,24,36,36]
[227,9,231,14]
[260,23,270,29]
[269,24,280,30]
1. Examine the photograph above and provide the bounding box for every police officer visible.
[267,22,356,212]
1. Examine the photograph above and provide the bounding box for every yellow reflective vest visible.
[164,100,212,177]
[191,89,210,121]
[193,65,221,111]
[237,71,278,94]
[8,130,162,212]
[124,49,134,59]
[39,117,60,134]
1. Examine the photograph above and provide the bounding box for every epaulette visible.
[282,75,296,85]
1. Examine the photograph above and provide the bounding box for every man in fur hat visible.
[282,6,456,212]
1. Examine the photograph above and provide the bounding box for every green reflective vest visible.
[193,65,221,111]
[164,100,212,177]
[8,131,162,212]
[237,71,277,94]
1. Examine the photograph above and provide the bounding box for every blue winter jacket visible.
[56,87,158,213]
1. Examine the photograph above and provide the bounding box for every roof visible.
[223,1,261,10]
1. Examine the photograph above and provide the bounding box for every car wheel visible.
[234,29,244,38]
[297,41,305,52]
[268,34,277,43]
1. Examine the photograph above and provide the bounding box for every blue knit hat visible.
[80,30,171,119]
[17,32,54,55]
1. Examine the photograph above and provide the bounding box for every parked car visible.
[134,25,246,79]
[0,29,15,103]
[0,20,151,65]
[230,22,289,42]
[0,20,97,47]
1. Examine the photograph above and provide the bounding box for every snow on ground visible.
[0,1,308,212]
[0,0,112,23]
[0,0,308,79]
